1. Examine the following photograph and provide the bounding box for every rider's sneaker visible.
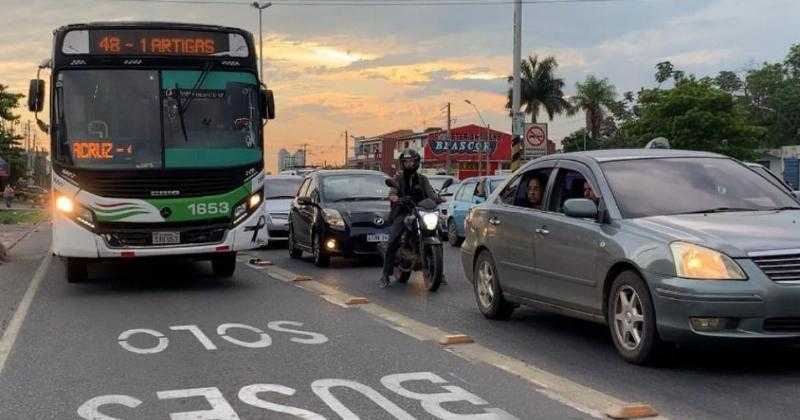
[378,275,391,288]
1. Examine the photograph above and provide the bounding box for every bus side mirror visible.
[28,79,45,113]
[260,89,275,120]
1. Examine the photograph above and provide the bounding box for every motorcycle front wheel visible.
[422,244,444,292]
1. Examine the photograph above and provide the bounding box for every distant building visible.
[294,149,306,167]
[277,149,290,172]
[278,148,307,172]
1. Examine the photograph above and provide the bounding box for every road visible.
[0,228,593,419]
[247,241,800,420]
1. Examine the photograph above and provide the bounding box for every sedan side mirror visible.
[564,198,598,219]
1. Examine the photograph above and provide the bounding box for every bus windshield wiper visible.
[770,206,800,211]
[681,207,759,214]
[175,61,213,142]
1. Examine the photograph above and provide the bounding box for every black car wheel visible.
[473,251,514,320]
[212,252,237,278]
[607,270,663,365]
[288,225,303,259]
[447,219,463,247]
[66,258,88,283]
[312,233,330,267]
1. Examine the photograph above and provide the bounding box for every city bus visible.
[27,22,275,283]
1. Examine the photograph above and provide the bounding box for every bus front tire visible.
[212,252,237,278]
[66,258,88,283]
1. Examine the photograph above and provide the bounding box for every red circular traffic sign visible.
[525,125,546,147]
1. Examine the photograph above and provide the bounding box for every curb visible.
[6,220,47,251]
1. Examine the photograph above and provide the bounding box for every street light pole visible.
[511,0,523,171]
[251,2,272,80]
[465,99,489,176]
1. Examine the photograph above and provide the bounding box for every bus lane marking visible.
[0,251,52,375]
[247,262,668,420]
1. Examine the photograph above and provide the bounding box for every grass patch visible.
[0,209,48,225]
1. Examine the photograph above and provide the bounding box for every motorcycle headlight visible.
[670,242,746,280]
[421,211,439,231]
[323,208,346,231]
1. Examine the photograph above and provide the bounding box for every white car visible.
[263,175,304,245]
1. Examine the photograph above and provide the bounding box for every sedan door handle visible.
[488,217,501,226]
[536,227,550,235]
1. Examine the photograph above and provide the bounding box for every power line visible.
[109,0,636,6]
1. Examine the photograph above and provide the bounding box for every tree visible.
[715,71,743,94]
[569,75,617,138]
[0,84,25,185]
[784,43,800,78]
[506,55,571,123]
[654,61,675,85]
[622,78,762,160]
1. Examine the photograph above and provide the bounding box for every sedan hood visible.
[632,210,800,257]
[263,199,293,214]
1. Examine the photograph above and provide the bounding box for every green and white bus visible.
[28,22,275,282]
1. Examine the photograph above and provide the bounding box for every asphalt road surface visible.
[247,241,800,420]
[0,229,592,419]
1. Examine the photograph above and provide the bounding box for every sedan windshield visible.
[322,174,390,202]
[602,158,799,218]
[264,178,303,199]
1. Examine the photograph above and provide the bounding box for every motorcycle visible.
[381,178,452,292]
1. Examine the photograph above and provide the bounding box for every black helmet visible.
[398,149,421,174]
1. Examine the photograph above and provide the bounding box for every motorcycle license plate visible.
[152,231,180,245]
[367,233,389,242]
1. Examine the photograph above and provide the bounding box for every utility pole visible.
[445,102,452,174]
[344,130,348,168]
[510,0,524,172]
[251,2,273,80]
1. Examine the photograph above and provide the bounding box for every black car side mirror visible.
[385,178,399,189]
[297,196,314,206]
[564,198,598,219]
[441,178,454,190]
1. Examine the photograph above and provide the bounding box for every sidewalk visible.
[0,221,47,260]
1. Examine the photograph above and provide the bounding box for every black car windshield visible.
[322,174,390,202]
[264,178,303,199]
[602,157,799,218]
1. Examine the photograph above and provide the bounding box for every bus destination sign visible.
[88,29,231,56]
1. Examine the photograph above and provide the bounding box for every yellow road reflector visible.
[345,297,370,305]
[292,275,313,282]
[439,334,474,345]
[605,403,658,419]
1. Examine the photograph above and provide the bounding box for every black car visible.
[288,170,392,266]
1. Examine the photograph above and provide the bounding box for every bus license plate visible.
[367,233,389,242]
[152,231,180,245]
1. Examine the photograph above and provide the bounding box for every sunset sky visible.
[3,0,800,172]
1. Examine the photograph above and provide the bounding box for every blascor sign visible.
[523,123,548,159]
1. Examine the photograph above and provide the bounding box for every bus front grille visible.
[65,168,252,199]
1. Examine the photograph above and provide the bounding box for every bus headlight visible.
[421,211,439,231]
[233,190,263,226]
[56,195,74,213]
[248,193,261,209]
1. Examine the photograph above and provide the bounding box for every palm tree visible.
[506,55,571,123]
[569,75,617,138]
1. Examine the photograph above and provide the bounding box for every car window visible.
[455,182,476,202]
[264,178,303,199]
[320,174,390,202]
[498,175,522,206]
[602,157,798,218]
[548,168,598,213]
[297,178,311,198]
[474,179,488,200]
[497,168,552,208]
[489,177,507,193]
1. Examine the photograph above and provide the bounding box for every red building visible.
[422,124,512,179]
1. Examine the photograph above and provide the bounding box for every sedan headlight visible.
[420,211,439,231]
[323,208,346,230]
[670,242,746,280]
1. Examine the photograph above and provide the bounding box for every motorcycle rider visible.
[379,149,440,288]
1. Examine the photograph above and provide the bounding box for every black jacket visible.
[388,172,438,222]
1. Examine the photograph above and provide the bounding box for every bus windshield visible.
[57,69,261,170]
